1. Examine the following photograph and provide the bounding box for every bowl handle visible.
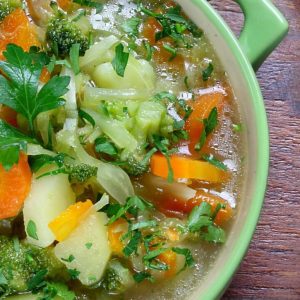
[235,0,288,70]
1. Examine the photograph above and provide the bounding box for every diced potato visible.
[54,210,111,286]
[23,174,75,248]
[92,56,155,90]
[79,35,119,74]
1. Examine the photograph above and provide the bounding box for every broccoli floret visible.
[65,163,98,183]
[0,0,21,21]
[102,260,134,294]
[46,15,89,57]
[0,235,69,297]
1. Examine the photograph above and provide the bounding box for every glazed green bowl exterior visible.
[177,0,288,299]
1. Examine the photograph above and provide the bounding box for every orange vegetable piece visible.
[108,218,128,256]
[57,0,72,11]
[0,153,32,219]
[158,249,177,278]
[0,8,40,60]
[150,154,228,183]
[188,190,233,226]
[0,105,17,127]
[165,227,180,242]
[142,18,185,73]
[184,92,225,154]
[40,67,51,83]
[48,200,93,242]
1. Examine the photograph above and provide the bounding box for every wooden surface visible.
[208,1,300,299]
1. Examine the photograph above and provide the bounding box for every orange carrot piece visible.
[150,154,227,183]
[57,0,72,11]
[158,249,177,278]
[185,93,225,152]
[48,200,93,242]
[40,67,51,83]
[108,218,128,256]
[0,154,32,219]
[0,9,40,59]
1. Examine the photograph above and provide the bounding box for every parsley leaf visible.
[187,202,212,233]
[112,43,129,77]
[95,136,118,156]
[202,154,227,171]
[41,282,76,300]
[133,271,153,283]
[195,107,218,151]
[85,242,93,249]
[202,63,214,81]
[0,44,70,133]
[0,120,37,170]
[123,230,142,257]
[61,255,75,263]
[67,269,80,280]
[73,0,103,13]
[27,269,48,291]
[202,225,225,243]
[172,247,195,269]
[26,220,39,240]
[122,17,141,37]
[79,109,95,127]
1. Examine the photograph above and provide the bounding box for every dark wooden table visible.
[208,1,300,299]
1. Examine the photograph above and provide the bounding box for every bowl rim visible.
[188,1,270,299]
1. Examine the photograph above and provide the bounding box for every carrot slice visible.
[107,218,128,256]
[48,200,93,242]
[184,92,225,153]
[150,154,227,183]
[0,154,32,219]
[157,249,177,278]
[57,0,72,10]
[0,8,40,60]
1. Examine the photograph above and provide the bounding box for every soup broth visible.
[0,0,244,299]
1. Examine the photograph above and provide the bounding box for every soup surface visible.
[0,0,244,299]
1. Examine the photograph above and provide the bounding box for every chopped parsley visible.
[162,43,177,61]
[202,63,214,81]
[85,242,93,249]
[27,269,48,292]
[123,230,142,257]
[79,109,96,127]
[95,136,118,156]
[67,268,80,280]
[172,247,195,269]
[195,107,218,151]
[112,43,129,77]
[202,154,227,171]
[73,0,103,13]
[133,271,153,283]
[61,255,75,263]
[26,220,39,240]
[122,17,141,37]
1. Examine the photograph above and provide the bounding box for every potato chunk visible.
[54,211,111,286]
[23,174,75,248]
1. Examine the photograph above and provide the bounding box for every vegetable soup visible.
[0,0,244,299]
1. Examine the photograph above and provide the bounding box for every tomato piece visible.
[0,105,17,127]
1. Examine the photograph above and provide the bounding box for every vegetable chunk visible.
[23,173,76,247]
[54,210,112,286]
[0,154,31,219]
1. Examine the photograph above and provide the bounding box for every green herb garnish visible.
[26,220,39,240]
[112,43,129,77]
[202,63,214,81]
[202,154,227,171]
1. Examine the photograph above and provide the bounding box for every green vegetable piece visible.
[73,0,103,13]
[162,43,177,61]
[69,43,80,75]
[202,154,227,171]
[202,63,214,81]
[85,242,93,249]
[79,109,95,127]
[26,220,39,241]
[95,136,118,156]
[172,247,195,269]
[123,230,141,257]
[122,17,141,37]
[67,269,80,280]
[0,0,21,21]
[112,43,129,77]
[133,271,153,283]
[47,15,90,57]
[0,44,70,134]
[195,107,218,151]
[0,120,37,170]
[42,282,75,300]
[0,235,69,296]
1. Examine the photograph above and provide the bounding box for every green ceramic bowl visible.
[177,0,288,299]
